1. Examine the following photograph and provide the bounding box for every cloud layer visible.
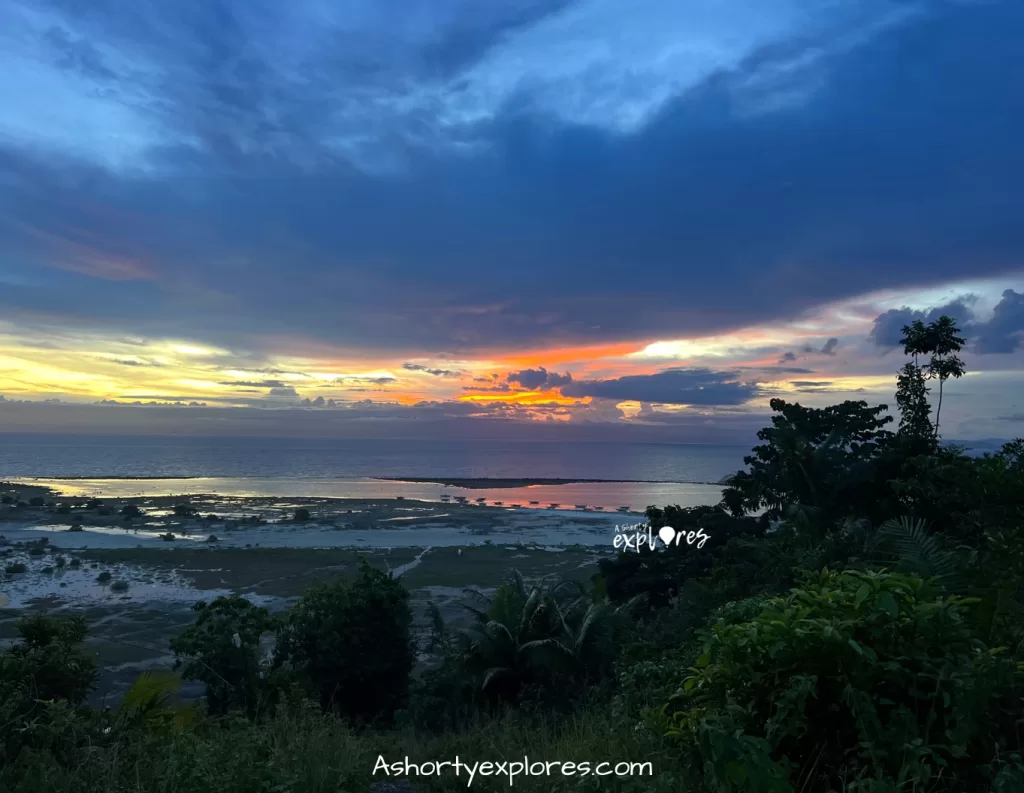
[870,290,1024,354]
[1,0,1021,358]
[1,1,1023,442]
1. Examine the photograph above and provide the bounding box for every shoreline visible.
[373,476,720,488]
[13,474,723,487]
[12,475,201,481]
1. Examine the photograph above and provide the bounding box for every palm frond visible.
[119,671,180,726]
[876,516,963,591]
[481,666,512,691]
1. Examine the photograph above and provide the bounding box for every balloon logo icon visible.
[658,526,676,547]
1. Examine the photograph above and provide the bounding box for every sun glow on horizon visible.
[458,390,583,406]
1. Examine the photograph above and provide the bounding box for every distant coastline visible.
[16,476,201,481]
[375,476,722,489]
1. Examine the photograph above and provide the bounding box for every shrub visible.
[667,569,1024,791]
[275,560,414,724]
[173,503,198,518]
[96,572,112,583]
[56,503,71,515]
[28,496,45,507]
[5,562,27,574]
[67,524,84,532]
[0,614,98,764]
[86,499,103,510]
[1,495,12,504]
[293,508,311,522]
[170,596,280,718]
[121,504,143,519]
[110,580,129,592]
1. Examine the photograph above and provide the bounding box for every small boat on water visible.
[574,504,588,510]
[440,494,451,501]
[454,496,468,503]
[617,506,630,512]
[475,497,486,503]
[549,503,560,509]
[529,500,539,505]
[493,501,504,506]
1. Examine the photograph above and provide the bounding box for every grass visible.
[1,706,685,793]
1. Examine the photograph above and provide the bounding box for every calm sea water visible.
[0,434,748,483]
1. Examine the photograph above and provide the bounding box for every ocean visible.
[0,434,748,511]
[0,434,748,483]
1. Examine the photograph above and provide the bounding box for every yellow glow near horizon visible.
[458,390,582,406]
[3,272,1003,416]
[631,329,797,361]
[168,343,223,357]
[617,400,642,418]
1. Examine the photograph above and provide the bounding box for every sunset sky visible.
[1,0,1022,443]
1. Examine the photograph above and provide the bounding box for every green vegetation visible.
[2,316,1023,792]
[170,596,280,718]
[275,561,414,723]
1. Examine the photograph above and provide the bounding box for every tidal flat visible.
[0,486,630,703]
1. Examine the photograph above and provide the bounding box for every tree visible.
[925,315,967,439]
[895,360,933,445]
[897,316,966,442]
[721,399,893,523]
[458,571,636,706]
[274,560,414,724]
[170,596,279,718]
[0,615,97,763]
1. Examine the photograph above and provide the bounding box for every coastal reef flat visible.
[0,484,629,703]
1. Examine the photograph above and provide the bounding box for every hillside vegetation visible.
[3,317,1023,792]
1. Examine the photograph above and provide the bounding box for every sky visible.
[1,0,1022,443]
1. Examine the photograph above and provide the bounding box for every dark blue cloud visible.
[0,0,1022,355]
[507,367,573,389]
[869,297,977,348]
[869,290,1023,354]
[560,368,758,405]
[976,290,1024,354]
[402,363,463,377]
